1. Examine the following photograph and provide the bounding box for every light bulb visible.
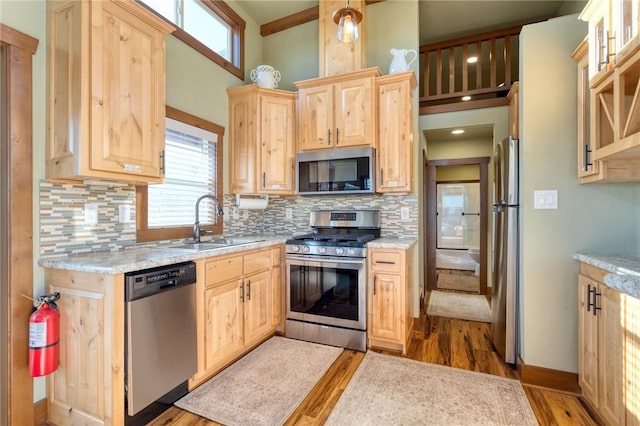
[337,12,359,43]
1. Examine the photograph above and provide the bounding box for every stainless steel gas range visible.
[285,210,381,352]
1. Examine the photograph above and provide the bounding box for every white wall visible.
[519,15,640,372]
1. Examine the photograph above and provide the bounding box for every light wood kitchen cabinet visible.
[295,67,380,151]
[45,268,124,426]
[368,246,414,355]
[624,293,640,425]
[376,71,416,193]
[227,85,296,194]
[191,247,279,388]
[271,246,284,331]
[578,264,625,425]
[46,0,173,184]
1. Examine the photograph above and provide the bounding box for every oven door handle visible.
[285,254,366,266]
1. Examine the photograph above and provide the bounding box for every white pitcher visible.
[389,49,418,74]
[250,65,281,89]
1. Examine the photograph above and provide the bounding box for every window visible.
[137,107,224,242]
[138,0,245,79]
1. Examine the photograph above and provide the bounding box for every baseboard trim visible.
[517,356,580,394]
[34,399,47,426]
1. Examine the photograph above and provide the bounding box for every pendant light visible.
[333,0,362,43]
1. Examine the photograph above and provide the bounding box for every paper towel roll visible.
[235,194,269,210]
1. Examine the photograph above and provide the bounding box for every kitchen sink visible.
[170,238,264,251]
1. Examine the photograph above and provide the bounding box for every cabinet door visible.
[370,273,402,342]
[576,42,602,180]
[587,3,614,85]
[377,80,412,192]
[260,94,295,193]
[578,274,599,406]
[598,284,625,425]
[229,91,257,193]
[298,85,333,151]
[612,0,639,61]
[243,271,273,345]
[204,280,244,372]
[625,293,640,426]
[90,1,165,178]
[334,78,374,148]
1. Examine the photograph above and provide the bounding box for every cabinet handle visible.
[336,128,339,145]
[380,169,384,185]
[262,172,266,188]
[240,283,245,302]
[375,260,396,265]
[247,280,251,300]
[327,129,331,145]
[373,276,376,295]
[593,288,602,316]
[160,150,166,175]
[582,144,592,172]
[586,284,593,312]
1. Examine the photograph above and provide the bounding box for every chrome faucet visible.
[193,194,224,242]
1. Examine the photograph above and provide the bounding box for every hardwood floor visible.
[149,313,597,426]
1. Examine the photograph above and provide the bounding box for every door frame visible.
[425,157,490,295]
[1,23,38,426]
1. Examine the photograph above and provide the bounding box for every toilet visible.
[467,247,480,276]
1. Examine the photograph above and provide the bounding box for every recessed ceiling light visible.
[466,56,478,64]
[462,96,471,101]
[451,129,465,135]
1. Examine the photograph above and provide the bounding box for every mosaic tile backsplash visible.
[40,180,418,257]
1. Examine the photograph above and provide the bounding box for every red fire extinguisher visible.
[29,292,60,377]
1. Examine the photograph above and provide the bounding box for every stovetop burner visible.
[288,233,377,245]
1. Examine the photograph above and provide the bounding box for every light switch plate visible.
[285,208,293,220]
[118,204,131,223]
[400,206,410,220]
[534,190,558,209]
[232,207,239,220]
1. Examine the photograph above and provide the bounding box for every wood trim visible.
[33,399,47,426]
[136,106,225,243]
[420,97,510,115]
[1,24,38,426]
[517,356,581,394]
[420,83,512,102]
[426,157,490,294]
[420,25,523,53]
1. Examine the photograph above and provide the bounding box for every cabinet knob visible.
[98,100,103,106]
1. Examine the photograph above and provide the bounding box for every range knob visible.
[290,245,300,252]
[335,247,345,255]
[347,248,356,255]
[302,246,311,253]
[317,247,327,254]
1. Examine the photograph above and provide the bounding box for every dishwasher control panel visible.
[125,261,196,301]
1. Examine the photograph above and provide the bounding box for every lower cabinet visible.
[367,246,414,354]
[190,246,282,388]
[578,263,626,425]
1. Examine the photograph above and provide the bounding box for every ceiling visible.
[235,0,586,45]
[424,124,494,144]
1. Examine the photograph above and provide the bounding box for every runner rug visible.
[175,336,342,425]
[326,351,538,426]
[427,290,492,322]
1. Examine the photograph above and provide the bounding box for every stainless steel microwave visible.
[296,147,375,195]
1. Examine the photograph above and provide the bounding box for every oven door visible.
[286,254,366,331]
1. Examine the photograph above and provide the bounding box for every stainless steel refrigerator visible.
[492,136,519,364]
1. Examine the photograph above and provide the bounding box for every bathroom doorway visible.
[436,181,481,292]
[426,157,490,295]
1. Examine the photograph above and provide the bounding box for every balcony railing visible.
[419,26,521,114]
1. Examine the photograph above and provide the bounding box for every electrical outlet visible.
[118,204,131,223]
[223,207,230,221]
[84,203,99,225]
[285,208,293,220]
[400,206,410,220]
[232,207,239,220]
[243,209,249,220]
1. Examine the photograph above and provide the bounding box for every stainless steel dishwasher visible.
[125,261,197,425]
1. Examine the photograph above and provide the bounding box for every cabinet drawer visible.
[370,250,402,273]
[244,250,272,275]
[205,255,243,287]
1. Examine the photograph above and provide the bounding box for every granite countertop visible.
[574,253,640,299]
[39,235,288,274]
[367,238,418,250]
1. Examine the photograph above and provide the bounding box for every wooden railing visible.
[419,26,521,114]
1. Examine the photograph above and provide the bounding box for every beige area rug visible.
[175,336,342,425]
[427,290,492,322]
[326,351,538,426]
[437,272,480,292]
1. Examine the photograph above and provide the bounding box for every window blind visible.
[147,120,219,228]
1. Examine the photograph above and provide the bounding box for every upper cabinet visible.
[578,1,640,180]
[227,85,296,195]
[376,72,416,193]
[295,67,379,151]
[46,0,174,184]
[580,0,639,86]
